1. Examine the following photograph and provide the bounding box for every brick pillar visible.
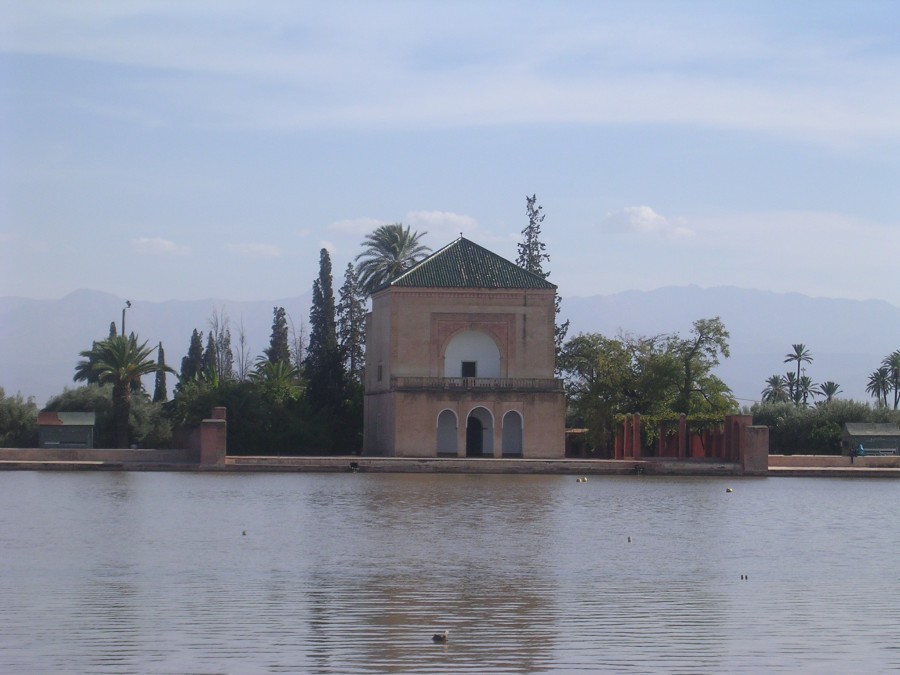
[623,415,632,459]
[614,427,623,460]
[742,425,769,474]
[632,413,642,459]
[677,414,686,459]
[199,408,227,466]
[493,416,503,458]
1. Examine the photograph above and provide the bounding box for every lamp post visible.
[122,300,131,336]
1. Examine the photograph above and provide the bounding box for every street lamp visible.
[122,300,131,335]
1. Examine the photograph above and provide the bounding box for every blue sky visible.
[2,1,899,305]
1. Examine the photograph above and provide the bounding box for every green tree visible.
[672,317,731,415]
[762,374,790,403]
[208,306,235,383]
[516,194,570,363]
[0,387,38,447]
[180,329,204,384]
[867,366,891,407]
[784,344,812,404]
[304,248,344,410]
[202,332,218,383]
[337,262,367,384]
[882,350,900,409]
[153,342,168,402]
[355,223,431,295]
[74,334,173,448]
[264,306,291,366]
[816,380,841,403]
[797,375,816,407]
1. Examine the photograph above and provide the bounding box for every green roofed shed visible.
[38,411,96,449]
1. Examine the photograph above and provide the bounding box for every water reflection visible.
[1,472,899,673]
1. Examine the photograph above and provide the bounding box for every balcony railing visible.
[391,376,564,392]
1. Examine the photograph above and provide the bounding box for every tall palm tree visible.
[761,374,789,403]
[882,350,900,409]
[355,223,431,295]
[816,380,842,403]
[866,366,891,408]
[783,371,798,404]
[784,344,812,404]
[74,334,170,448]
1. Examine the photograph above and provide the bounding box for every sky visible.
[2,1,900,306]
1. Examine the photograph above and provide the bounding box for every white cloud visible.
[132,236,190,256]
[227,242,281,258]
[319,240,336,253]
[600,206,694,239]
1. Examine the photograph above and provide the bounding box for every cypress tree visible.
[202,332,218,382]
[304,249,343,409]
[337,262,367,384]
[153,342,168,402]
[180,329,204,382]
[265,307,290,366]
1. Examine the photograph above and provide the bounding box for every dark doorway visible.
[466,416,483,456]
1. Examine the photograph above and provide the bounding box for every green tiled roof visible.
[389,237,556,290]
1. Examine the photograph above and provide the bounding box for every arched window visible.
[444,330,501,378]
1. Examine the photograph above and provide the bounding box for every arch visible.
[466,406,494,457]
[502,410,523,456]
[443,329,501,378]
[436,409,457,456]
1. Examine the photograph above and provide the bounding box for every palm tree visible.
[784,344,812,404]
[882,350,900,409]
[783,371,798,404]
[761,374,789,403]
[816,380,842,403]
[74,334,171,448]
[866,366,891,408]
[355,223,431,295]
[797,375,816,406]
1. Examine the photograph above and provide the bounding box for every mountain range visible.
[1,286,897,408]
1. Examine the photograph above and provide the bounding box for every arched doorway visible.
[437,409,457,455]
[502,410,523,456]
[466,407,493,457]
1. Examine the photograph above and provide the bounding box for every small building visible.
[842,423,900,456]
[38,412,96,449]
[363,236,566,458]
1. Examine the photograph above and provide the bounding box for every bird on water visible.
[432,630,449,643]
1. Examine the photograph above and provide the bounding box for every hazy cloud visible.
[132,236,190,256]
[319,240,336,253]
[600,206,695,239]
[227,243,281,258]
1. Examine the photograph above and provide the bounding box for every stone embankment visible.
[1,447,897,476]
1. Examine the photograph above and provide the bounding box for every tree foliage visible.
[337,262,367,384]
[0,387,38,447]
[516,194,569,365]
[355,223,431,295]
[304,248,344,410]
[180,329,204,384]
[560,319,736,455]
[74,334,172,448]
[264,306,291,366]
[153,342,168,403]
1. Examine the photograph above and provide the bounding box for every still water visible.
[1,471,898,674]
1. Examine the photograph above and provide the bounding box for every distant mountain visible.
[1,286,897,407]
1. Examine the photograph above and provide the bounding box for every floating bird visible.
[432,630,449,643]
[726,488,734,493]
[242,530,246,536]
[576,476,588,483]
[627,536,632,543]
